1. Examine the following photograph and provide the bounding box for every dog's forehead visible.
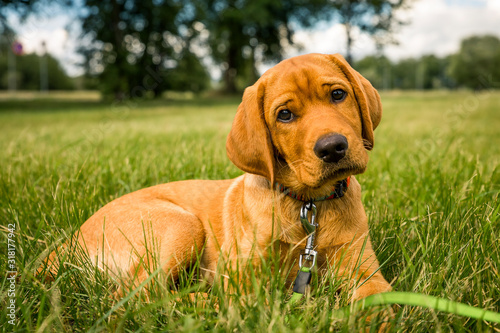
[260,54,349,106]
[265,54,344,80]
[263,55,347,91]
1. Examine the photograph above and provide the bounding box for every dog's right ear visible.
[226,83,275,182]
[329,54,382,150]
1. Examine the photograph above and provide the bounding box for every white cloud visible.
[276,0,500,65]
[20,29,67,56]
[283,21,376,61]
[486,0,500,10]
[384,0,500,60]
[258,23,376,73]
[12,14,84,76]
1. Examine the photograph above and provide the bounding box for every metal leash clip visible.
[299,201,318,269]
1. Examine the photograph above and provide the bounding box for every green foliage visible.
[355,55,393,89]
[391,58,419,89]
[450,35,500,90]
[79,0,209,99]
[0,91,499,331]
[200,0,324,93]
[355,54,454,90]
[0,53,75,90]
[6,1,500,97]
[165,50,211,94]
[417,55,453,89]
[0,1,75,91]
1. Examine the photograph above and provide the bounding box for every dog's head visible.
[226,53,382,195]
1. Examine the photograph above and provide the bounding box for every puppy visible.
[43,53,391,301]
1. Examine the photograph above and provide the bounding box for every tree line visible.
[1,0,408,98]
[0,51,75,90]
[356,35,500,91]
[75,0,410,99]
[1,1,499,96]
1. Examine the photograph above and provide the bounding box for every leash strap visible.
[288,266,312,305]
[293,266,312,294]
[288,201,317,304]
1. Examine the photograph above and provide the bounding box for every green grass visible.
[1,90,499,332]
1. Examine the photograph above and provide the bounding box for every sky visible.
[8,0,500,78]
[291,0,500,59]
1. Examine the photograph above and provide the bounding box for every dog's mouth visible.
[274,152,366,194]
[314,162,365,187]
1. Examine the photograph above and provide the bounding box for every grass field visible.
[1,90,499,332]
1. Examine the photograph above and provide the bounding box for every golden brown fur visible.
[43,53,391,300]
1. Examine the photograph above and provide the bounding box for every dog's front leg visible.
[323,237,392,301]
[322,239,394,330]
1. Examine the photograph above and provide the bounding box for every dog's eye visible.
[332,89,346,102]
[277,109,294,122]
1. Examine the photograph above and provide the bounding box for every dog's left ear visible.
[226,82,275,182]
[329,54,382,150]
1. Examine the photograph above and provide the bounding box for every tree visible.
[320,0,408,64]
[355,55,392,90]
[355,54,456,90]
[417,55,453,89]
[164,49,210,93]
[0,53,75,90]
[200,0,323,93]
[0,0,73,91]
[79,0,210,100]
[450,35,500,90]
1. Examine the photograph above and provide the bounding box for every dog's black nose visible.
[314,134,348,163]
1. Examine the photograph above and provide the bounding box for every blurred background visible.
[0,0,499,99]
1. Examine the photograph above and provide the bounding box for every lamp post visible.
[40,41,48,93]
[8,41,22,93]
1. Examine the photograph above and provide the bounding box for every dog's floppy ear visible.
[329,54,382,150]
[226,83,275,182]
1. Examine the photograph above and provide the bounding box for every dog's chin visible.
[281,162,365,198]
[317,164,366,186]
